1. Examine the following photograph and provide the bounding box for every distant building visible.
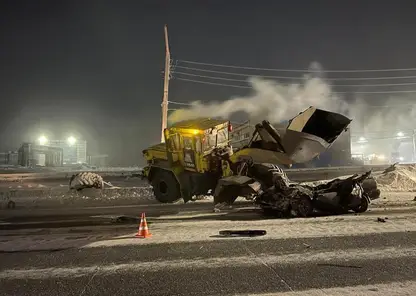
[18,143,63,167]
[87,154,109,167]
[0,151,19,166]
[48,140,87,164]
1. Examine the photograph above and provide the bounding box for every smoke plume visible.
[169,76,349,125]
[169,63,416,138]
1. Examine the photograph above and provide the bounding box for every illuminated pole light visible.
[67,136,77,145]
[39,135,48,146]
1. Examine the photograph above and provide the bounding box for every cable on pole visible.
[178,59,416,73]
[175,71,416,87]
[175,65,416,81]
[175,77,416,94]
[176,77,252,89]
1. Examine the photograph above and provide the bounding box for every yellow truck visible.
[141,106,353,204]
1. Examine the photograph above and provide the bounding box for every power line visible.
[178,59,416,73]
[175,71,416,87]
[175,77,416,94]
[176,77,251,89]
[175,71,249,83]
[168,100,416,110]
[175,65,416,81]
[168,101,193,106]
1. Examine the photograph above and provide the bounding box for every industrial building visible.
[87,154,109,167]
[17,143,64,167]
[11,137,88,167]
[0,151,18,166]
[1,136,106,168]
[48,139,87,164]
[351,130,416,164]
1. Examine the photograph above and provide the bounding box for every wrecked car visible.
[213,107,381,217]
[213,160,378,217]
[254,169,375,217]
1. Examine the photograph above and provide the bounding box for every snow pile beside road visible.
[299,164,416,192]
[1,186,155,209]
[374,164,416,192]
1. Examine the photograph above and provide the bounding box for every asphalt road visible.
[1,184,416,295]
[1,196,415,229]
[0,229,415,296]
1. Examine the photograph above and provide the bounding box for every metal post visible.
[161,25,171,143]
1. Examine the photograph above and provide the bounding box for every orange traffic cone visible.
[135,212,152,238]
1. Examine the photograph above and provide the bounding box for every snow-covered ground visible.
[246,282,416,296]
[1,202,415,252]
[0,163,415,210]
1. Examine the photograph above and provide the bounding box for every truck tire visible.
[151,169,182,203]
[69,172,104,191]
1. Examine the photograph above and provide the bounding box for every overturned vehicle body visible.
[214,107,380,216]
[256,169,375,217]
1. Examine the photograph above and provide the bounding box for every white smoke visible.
[350,95,416,133]
[169,76,349,125]
[169,62,416,138]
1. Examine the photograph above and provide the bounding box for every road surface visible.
[1,196,415,296]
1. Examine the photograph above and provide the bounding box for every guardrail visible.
[285,165,389,181]
[0,164,402,182]
[0,170,140,181]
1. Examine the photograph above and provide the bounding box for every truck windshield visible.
[217,128,228,144]
[203,128,228,152]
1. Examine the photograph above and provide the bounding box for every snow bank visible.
[374,164,416,192]
[299,164,416,193]
[0,186,155,209]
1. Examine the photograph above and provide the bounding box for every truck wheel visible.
[69,172,104,191]
[151,170,182,203]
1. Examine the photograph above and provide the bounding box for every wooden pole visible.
[161,24,171,143]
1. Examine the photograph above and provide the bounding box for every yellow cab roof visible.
[169,118,228,131]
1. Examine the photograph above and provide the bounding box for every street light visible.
[397,131,404,137]
[38,135,48,146]
[67,136,76,145]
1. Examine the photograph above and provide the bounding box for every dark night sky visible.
[1,0,416,165]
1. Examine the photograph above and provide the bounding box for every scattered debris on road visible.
[218,230,267,237]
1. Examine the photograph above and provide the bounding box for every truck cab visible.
[142,118,233,203]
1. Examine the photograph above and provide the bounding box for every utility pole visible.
[413,129,416,162]
[161,24,171,143]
